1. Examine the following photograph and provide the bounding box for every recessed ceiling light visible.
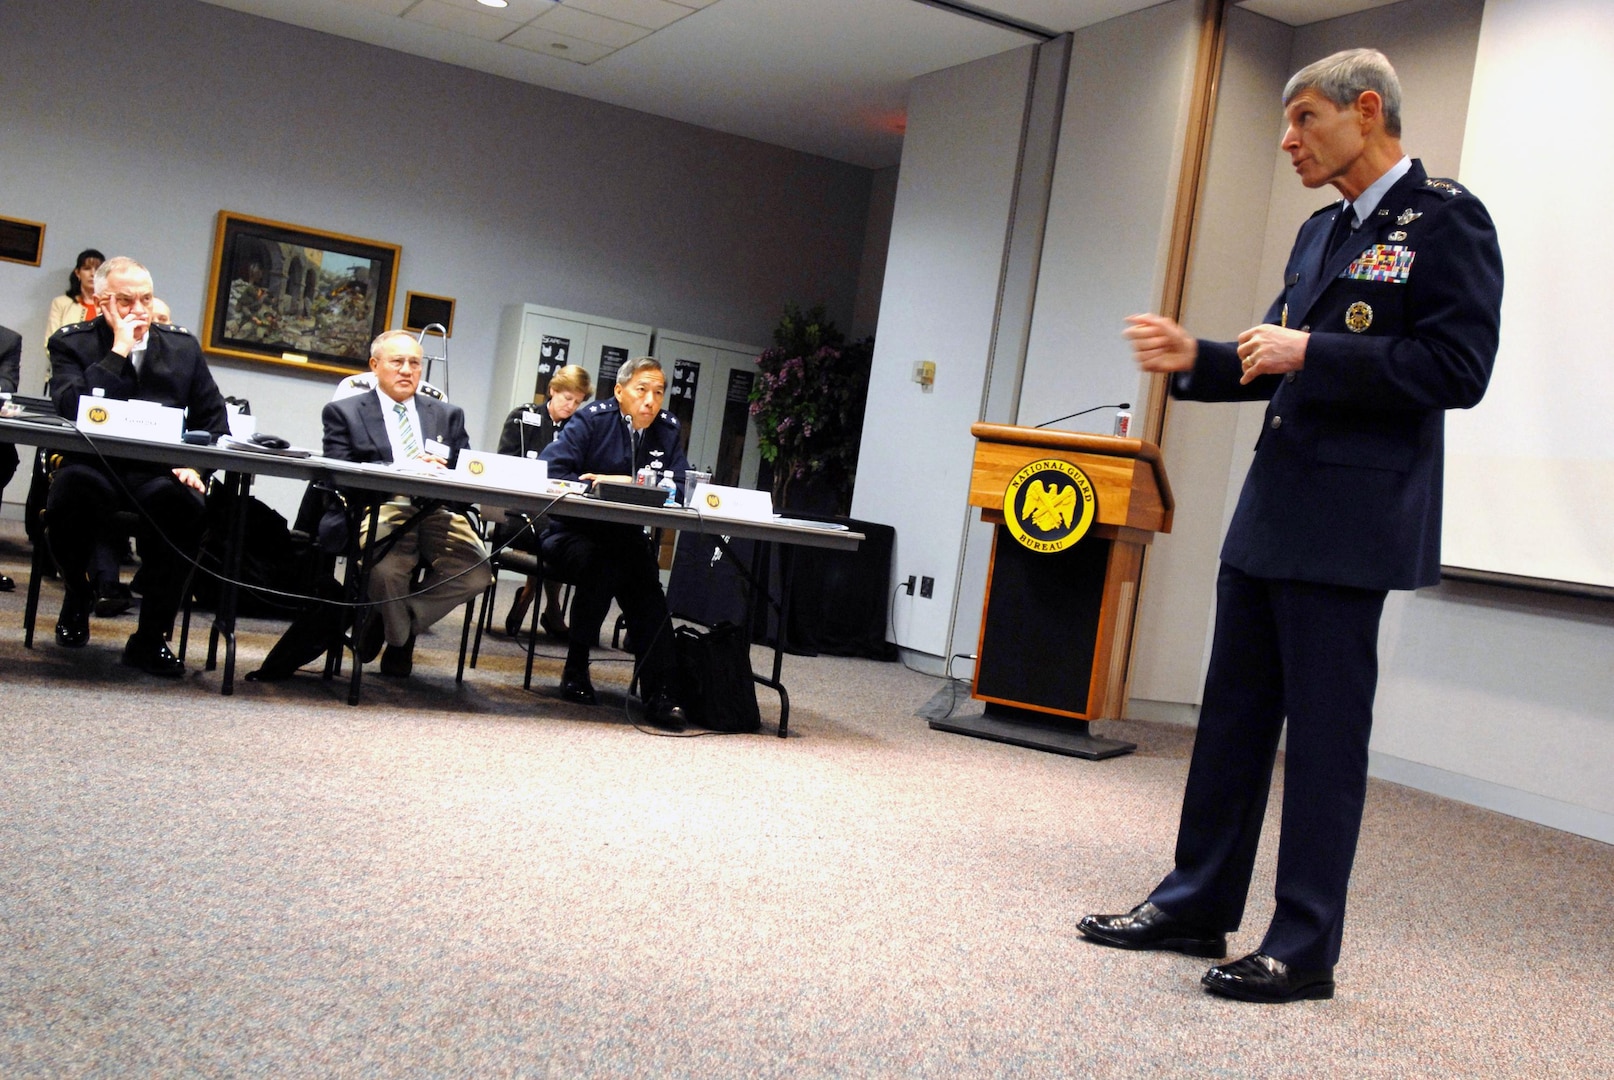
[477,0,509,9]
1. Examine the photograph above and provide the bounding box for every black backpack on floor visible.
[674,622,762,733]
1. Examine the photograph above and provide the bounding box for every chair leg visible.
[523,579,542,691]
[456,593,477,684]
[23,533,49,650]
[470,573,496,669]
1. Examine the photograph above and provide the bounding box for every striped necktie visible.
[394,401,422,460]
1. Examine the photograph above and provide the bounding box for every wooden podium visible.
[931,423,1173,759]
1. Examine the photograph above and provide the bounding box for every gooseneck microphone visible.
[1034,402,1130,429]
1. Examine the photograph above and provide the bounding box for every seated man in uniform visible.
[539,356,688,730]
[320,330,491,678]
[46,256,230,675]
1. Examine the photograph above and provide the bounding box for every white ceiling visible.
[195,0,1407,168]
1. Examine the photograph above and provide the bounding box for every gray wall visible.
[851,44,1036,659]
[0,0,873,520]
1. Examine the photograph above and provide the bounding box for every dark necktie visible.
[1326,204,1357,261]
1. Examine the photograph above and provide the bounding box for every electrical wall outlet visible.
[902,574,916,596]
[920,576,934,598]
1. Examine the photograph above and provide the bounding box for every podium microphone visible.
[1034,402,1130,429]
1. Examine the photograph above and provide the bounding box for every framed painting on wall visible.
[201,211,400,374]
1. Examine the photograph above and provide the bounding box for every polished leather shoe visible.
[0,573,14,592]
[357,616,386,664]
[94,582,134,617]
[1077,901,1226,958]
[558,670,598,705]
[121,633,185,678]
[379,637,416,678]
[1202,952,1334,1003]
[55,595,92,648]
[645,691,687,732]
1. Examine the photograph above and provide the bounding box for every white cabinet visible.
[651,329,764,489]
[487,304,653,448]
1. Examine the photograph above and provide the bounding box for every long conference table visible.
[0,412,862,736]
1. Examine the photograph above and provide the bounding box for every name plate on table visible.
[691,483,774,521]
[455,449,548,491]
[76,396,184,441]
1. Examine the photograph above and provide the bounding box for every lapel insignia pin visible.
[1396,209,1422,226]
[1345,301,1373,333]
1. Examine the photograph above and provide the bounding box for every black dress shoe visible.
[121,633,185,678]
[1202,952,1334,1003]
[379,643,413,678]
[645,691,687,732]
[55,595,92,648]
[558,670,598,705]
[0,573,14,592]
[1077,901,1227,958]
[94,582,134,617]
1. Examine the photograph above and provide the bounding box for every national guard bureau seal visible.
[86,405,109,425]
[1004,458,1096,553]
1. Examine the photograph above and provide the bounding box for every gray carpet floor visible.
[1,523,1610,1078]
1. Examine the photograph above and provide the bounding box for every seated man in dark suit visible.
[0,323,20,591]
[320,330,491,678]
[46,256,230,675]
[539,356,689,729]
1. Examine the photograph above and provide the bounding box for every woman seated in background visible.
[493,363,592,639]
[45,248,105,344]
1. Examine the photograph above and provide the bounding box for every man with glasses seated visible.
[539,356,689,730]
[320,330,490,678]
[46,256,230,675]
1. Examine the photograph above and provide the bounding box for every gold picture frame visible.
[201,211,400,374]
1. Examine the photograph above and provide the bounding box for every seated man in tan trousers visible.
[319,330,491,677]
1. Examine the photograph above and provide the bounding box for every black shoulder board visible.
[1307,201,1343,221]
[1421,177,1465,198]
[57,320,94,336]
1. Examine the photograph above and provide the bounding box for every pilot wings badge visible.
[1005,458,1097,553]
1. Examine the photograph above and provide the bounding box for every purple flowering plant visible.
[749,303,872,513]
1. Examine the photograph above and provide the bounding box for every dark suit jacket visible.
[1176,159,1503,591]
[319,389,472,549]
[46,317,230,465]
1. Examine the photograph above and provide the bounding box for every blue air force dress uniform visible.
[539,398,690,696]
[1145,159,1503,970]
[46,317,231,657]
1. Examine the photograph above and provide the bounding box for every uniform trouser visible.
[359,502,491,647]
[1147,562,1387,970]
[46,462,206,640]
[541,523,677,697]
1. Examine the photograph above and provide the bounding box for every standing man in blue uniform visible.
[46,257,231,675]
[540,356,689,730]
[1081,49,1503,1002]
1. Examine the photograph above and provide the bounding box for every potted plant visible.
[749,304,873,515]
